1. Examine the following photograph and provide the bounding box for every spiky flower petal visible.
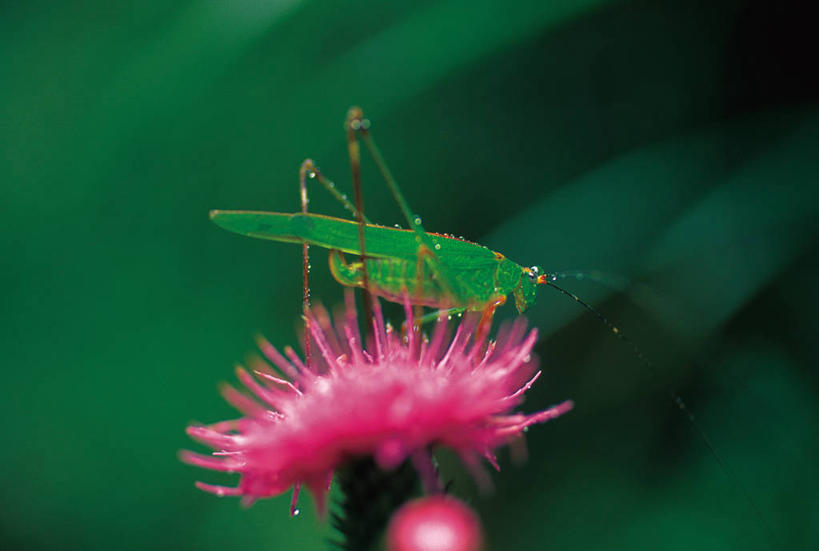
[182,296,572,514]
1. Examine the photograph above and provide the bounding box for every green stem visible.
[330,457,421,551]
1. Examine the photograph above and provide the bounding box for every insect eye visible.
[528,266,539,281]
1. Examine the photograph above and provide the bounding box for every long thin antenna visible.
[541,276,774,546]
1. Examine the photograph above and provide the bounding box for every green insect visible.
[210,107,551,326]
[209,211,548,314]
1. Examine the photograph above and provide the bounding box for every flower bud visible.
[386,496,484,551]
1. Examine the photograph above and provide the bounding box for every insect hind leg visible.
[347,108,459,305]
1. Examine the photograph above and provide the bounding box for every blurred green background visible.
[2,1,818,549]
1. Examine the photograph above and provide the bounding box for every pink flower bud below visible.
[386,496,484,551]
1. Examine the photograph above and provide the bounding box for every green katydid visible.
[208,211,545,316]
[210,107,549,328]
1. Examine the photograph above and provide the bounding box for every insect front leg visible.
[476,295,506,343]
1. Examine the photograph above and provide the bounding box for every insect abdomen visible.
[329,251,455,307]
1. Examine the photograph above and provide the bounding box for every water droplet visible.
[307,171,316,179]
[361,118,371,129]
[523,354,531,363]
[413,216,422,225]
[550,275,557,282]
[292,508,301,516]
[447,315,452,320]
[394,224,401,228]
[434,243,441,250]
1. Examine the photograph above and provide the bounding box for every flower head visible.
[182,295,572,514]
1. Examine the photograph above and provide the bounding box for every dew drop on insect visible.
[434,243,441,250]
[447,315,452,320]
[394,224,401,228]
[413,216,422,225]
[550,275,557,282]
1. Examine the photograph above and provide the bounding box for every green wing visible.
[209,210,500,268]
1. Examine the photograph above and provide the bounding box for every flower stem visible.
[330,457,421,551]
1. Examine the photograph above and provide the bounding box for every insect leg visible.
[298,158,373,224]
[476,296,506,343]
[340,110,376,328]
[347,107,458,305]
[298,161,313,369]
[413,308,468,327]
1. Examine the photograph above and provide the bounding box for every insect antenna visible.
[546,269,630,291]
[539,274,774,547]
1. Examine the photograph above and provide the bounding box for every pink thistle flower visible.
[181,295,573,515]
